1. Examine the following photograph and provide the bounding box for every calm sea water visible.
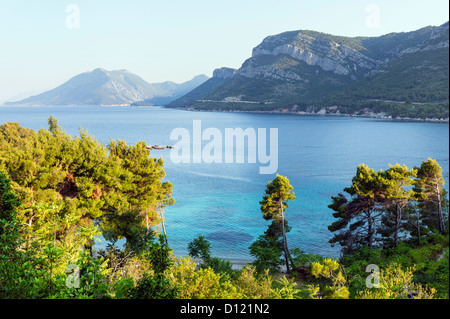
[1,105,448,261]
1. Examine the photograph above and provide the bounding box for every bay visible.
[1,105,448,261]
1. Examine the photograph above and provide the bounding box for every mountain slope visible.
[166,67,237,108]
[132,74,209,106]
[4,69,208,106]
[171,22,449,118]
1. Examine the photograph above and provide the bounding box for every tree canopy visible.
[328,160,448,254]
[0,116,174,249]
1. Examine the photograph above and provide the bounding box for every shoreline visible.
[179,107,450,123]
[2,104,448,123]
[187,257,253,270]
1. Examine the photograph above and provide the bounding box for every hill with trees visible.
[167,22,449,120]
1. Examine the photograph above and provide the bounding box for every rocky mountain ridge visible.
[167,22,449,120]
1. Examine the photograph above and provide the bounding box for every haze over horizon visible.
[0,0,448,102]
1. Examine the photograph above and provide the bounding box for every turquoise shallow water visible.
[1,105,448,260]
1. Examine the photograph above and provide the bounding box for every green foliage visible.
[421,247,449,298]
[206,257,234,275]
[2,118,448,300]
[188,235,234,275]
[289,248,323,269]
[144,235,174,277]
[260,174,296,221]
[414,158,447,234]
[0,119,176,299]
[357,263,436,299]
[50,250,112,299]
[311,258,350,299]
[274,276,301,299]
[0,172,28,298]
[233,265,278,299]
[328,159,448,298]
[249,218,294,274]
[0,172,21,254]
[188,235,212,262]
[256,174,296,272]
[249,231,284,274]
[166,257,242,299]
[128,273,178,299]
[328,164,385,253]
[339,233,449,298]
[113,277,135,299]
[0,118,174,248]
[329,160,448,254]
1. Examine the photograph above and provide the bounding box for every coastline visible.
[179,107,450,123]
[3,104,448,123]
[187,257,253,270]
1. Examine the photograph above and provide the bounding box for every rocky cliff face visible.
[249,32,378,77]
[237,22,448,81]
[397,22,449,56]
[171,22,448,119]
[213,67,237,79]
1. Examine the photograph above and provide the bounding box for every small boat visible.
[146,144,173,150]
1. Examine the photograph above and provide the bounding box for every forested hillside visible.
[168,22,449,120]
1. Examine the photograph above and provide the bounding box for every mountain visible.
[169,22,449,119]
[4,68,208,106]
[166,67,237,108]
[131,74,209,106]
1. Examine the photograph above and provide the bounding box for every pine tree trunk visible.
[158,205,168,245]
[161,218,168,244]
[279,198,290,273]
[367,210,373,248]
[394,204,400,247]
[417,220,421,245]
[436,181,444,234]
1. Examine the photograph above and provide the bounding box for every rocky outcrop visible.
[239,22,449,81]
[213,67,237,79]
[238,64,305,81]
[250,32,379,77]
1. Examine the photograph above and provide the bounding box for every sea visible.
[1,105,448,262]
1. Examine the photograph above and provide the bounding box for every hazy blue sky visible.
[0,0,448,101]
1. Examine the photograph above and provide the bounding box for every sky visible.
[0,0,449,102]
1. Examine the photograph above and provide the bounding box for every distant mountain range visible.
[5,22,448,119]
[4,68,208,106]
[167,22,449,119]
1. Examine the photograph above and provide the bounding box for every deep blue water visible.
[1,105,448,261]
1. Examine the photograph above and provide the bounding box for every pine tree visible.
[328,164,385,254]
[0,117,174,253]
[249,219,291,273]
[259,174,296,273]
[414,158,448,234]
[379,164,415,247]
